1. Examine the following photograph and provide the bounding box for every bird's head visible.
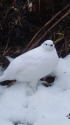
[41,40,55,51]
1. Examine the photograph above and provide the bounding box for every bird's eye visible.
[46,44,47,46]
[50,44,53,46]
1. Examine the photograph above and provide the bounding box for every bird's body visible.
[0,40,59,90]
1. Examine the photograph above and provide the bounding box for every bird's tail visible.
[6,56,14,62]
[0,75,6,82]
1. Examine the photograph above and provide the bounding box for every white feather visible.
[6,56,14,62]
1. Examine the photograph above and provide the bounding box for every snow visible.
[0,55,70,125]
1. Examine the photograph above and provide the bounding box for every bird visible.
[0,40,59,91]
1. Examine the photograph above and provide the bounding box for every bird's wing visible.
[15,47,42,71]
[4,46,42,74]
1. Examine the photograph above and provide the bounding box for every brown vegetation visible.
[0,0,70,68]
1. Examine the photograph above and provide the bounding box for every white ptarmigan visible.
[0,40,59,90]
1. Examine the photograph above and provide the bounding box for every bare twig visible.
[22,4,70,53]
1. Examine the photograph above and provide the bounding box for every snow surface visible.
[0,55,70,125]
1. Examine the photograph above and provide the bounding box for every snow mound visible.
[0,119,13,125]
[0,55,70,125]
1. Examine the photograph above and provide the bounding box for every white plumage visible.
[0,40,59,90]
